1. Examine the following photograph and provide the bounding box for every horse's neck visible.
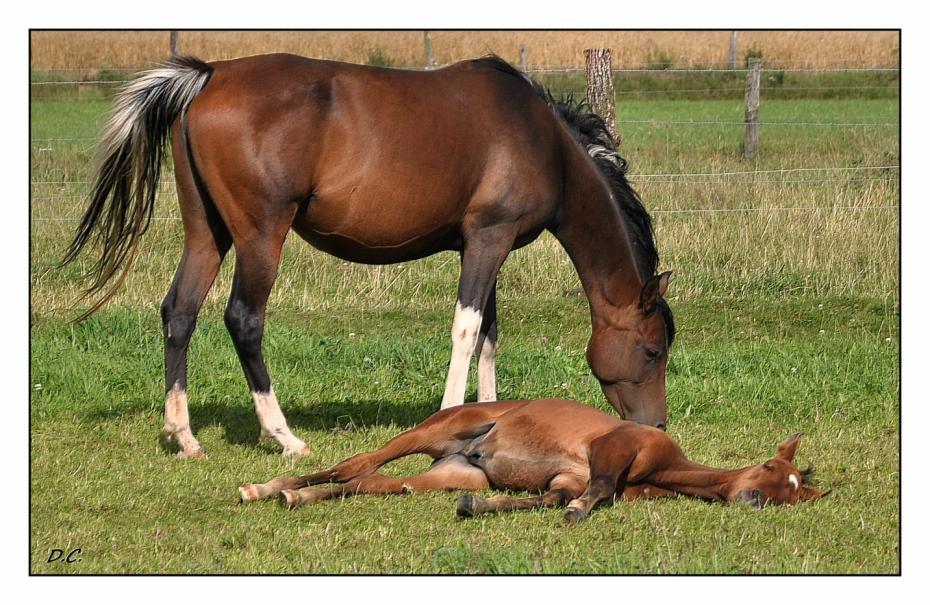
[649,459,747,502]
[553,148,643,321]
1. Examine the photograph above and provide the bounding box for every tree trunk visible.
[584,48,619,148]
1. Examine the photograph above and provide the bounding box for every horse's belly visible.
[291,216,459,264]
[291,191,464,263]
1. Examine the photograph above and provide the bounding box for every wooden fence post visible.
[170,31,180,56]
[728,31,738,68]
[519,44,528,73]
[584,48,619,148]
[423,31,435,69]
[743,58,761,158]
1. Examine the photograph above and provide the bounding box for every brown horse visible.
[63,53,675,458]
[238,398,826,522]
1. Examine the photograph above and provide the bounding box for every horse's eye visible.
[645,348,660,361]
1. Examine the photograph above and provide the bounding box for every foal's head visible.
[586,271,674,430]
[729,434,827,508]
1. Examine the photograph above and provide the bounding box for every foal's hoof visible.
[239,484,259,504]
[279,489,300,510]
[455,495,483,519]
[455,495,475,518]
[563,507,586,525]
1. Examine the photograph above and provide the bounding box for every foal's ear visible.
[640,271,672,313]
[775,433,803,462]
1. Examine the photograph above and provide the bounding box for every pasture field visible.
[30,88,899,572]
[30,30,899,70]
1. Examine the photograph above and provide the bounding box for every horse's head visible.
[729,433,827,508]
[586,271,674,430]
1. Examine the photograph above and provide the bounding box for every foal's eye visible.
[645,348,660,361]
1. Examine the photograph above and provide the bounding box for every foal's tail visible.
[62,55,213,319]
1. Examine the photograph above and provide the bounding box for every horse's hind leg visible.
[279,455,489,510]
[223,220,309,457]
[161,122,232,458]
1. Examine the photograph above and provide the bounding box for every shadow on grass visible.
[83,395,440,453]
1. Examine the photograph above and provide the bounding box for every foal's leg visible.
[455,473,586,518]
[563,428,637,525]
[161,122,232,458]
[474,282,498,402]
[279,455,489,510]
[441,228,515,408]
[239,400,527,503]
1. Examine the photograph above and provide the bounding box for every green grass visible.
[30,88,899,574]
[30,298,898,573]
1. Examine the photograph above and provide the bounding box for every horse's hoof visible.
[177,448,207,459]
[279,489,300,510]
[563,507,586,525]
[239,484,259,504]
[283,445,311,457]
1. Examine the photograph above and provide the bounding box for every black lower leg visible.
[162,248,227,392]
[224,294,271,393]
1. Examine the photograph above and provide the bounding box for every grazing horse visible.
[63,53,675,458]
[238,398,826,523]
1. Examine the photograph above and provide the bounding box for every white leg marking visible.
[477,334,498,402]
[252,387,309,456]
[440,302,482,409]
[163,383,203,456]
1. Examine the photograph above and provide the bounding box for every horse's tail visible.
[62,55,213,320]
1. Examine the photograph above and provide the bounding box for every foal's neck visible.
[552,146,643,322]
[648,457,755,502]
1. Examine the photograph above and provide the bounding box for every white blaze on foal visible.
[788,474,800,490]
[252,388,309,456]
[441,302,483,409]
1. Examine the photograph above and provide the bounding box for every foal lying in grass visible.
[239,399,825,523]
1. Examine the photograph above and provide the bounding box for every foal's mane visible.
[469,56,675,344]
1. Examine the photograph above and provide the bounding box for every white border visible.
[9,0,922,601]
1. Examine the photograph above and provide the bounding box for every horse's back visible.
[183,54,566,262]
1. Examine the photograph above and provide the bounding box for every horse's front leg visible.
[474,282,498,402]
[441,227,515,408]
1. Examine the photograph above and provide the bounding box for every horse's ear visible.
[640,271,672,313]
[776,433,803,462]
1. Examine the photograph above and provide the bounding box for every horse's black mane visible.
[469,56,675,344]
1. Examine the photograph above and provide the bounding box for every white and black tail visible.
[62,55,213,318]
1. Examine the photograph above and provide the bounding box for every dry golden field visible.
[30,30,899,71]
